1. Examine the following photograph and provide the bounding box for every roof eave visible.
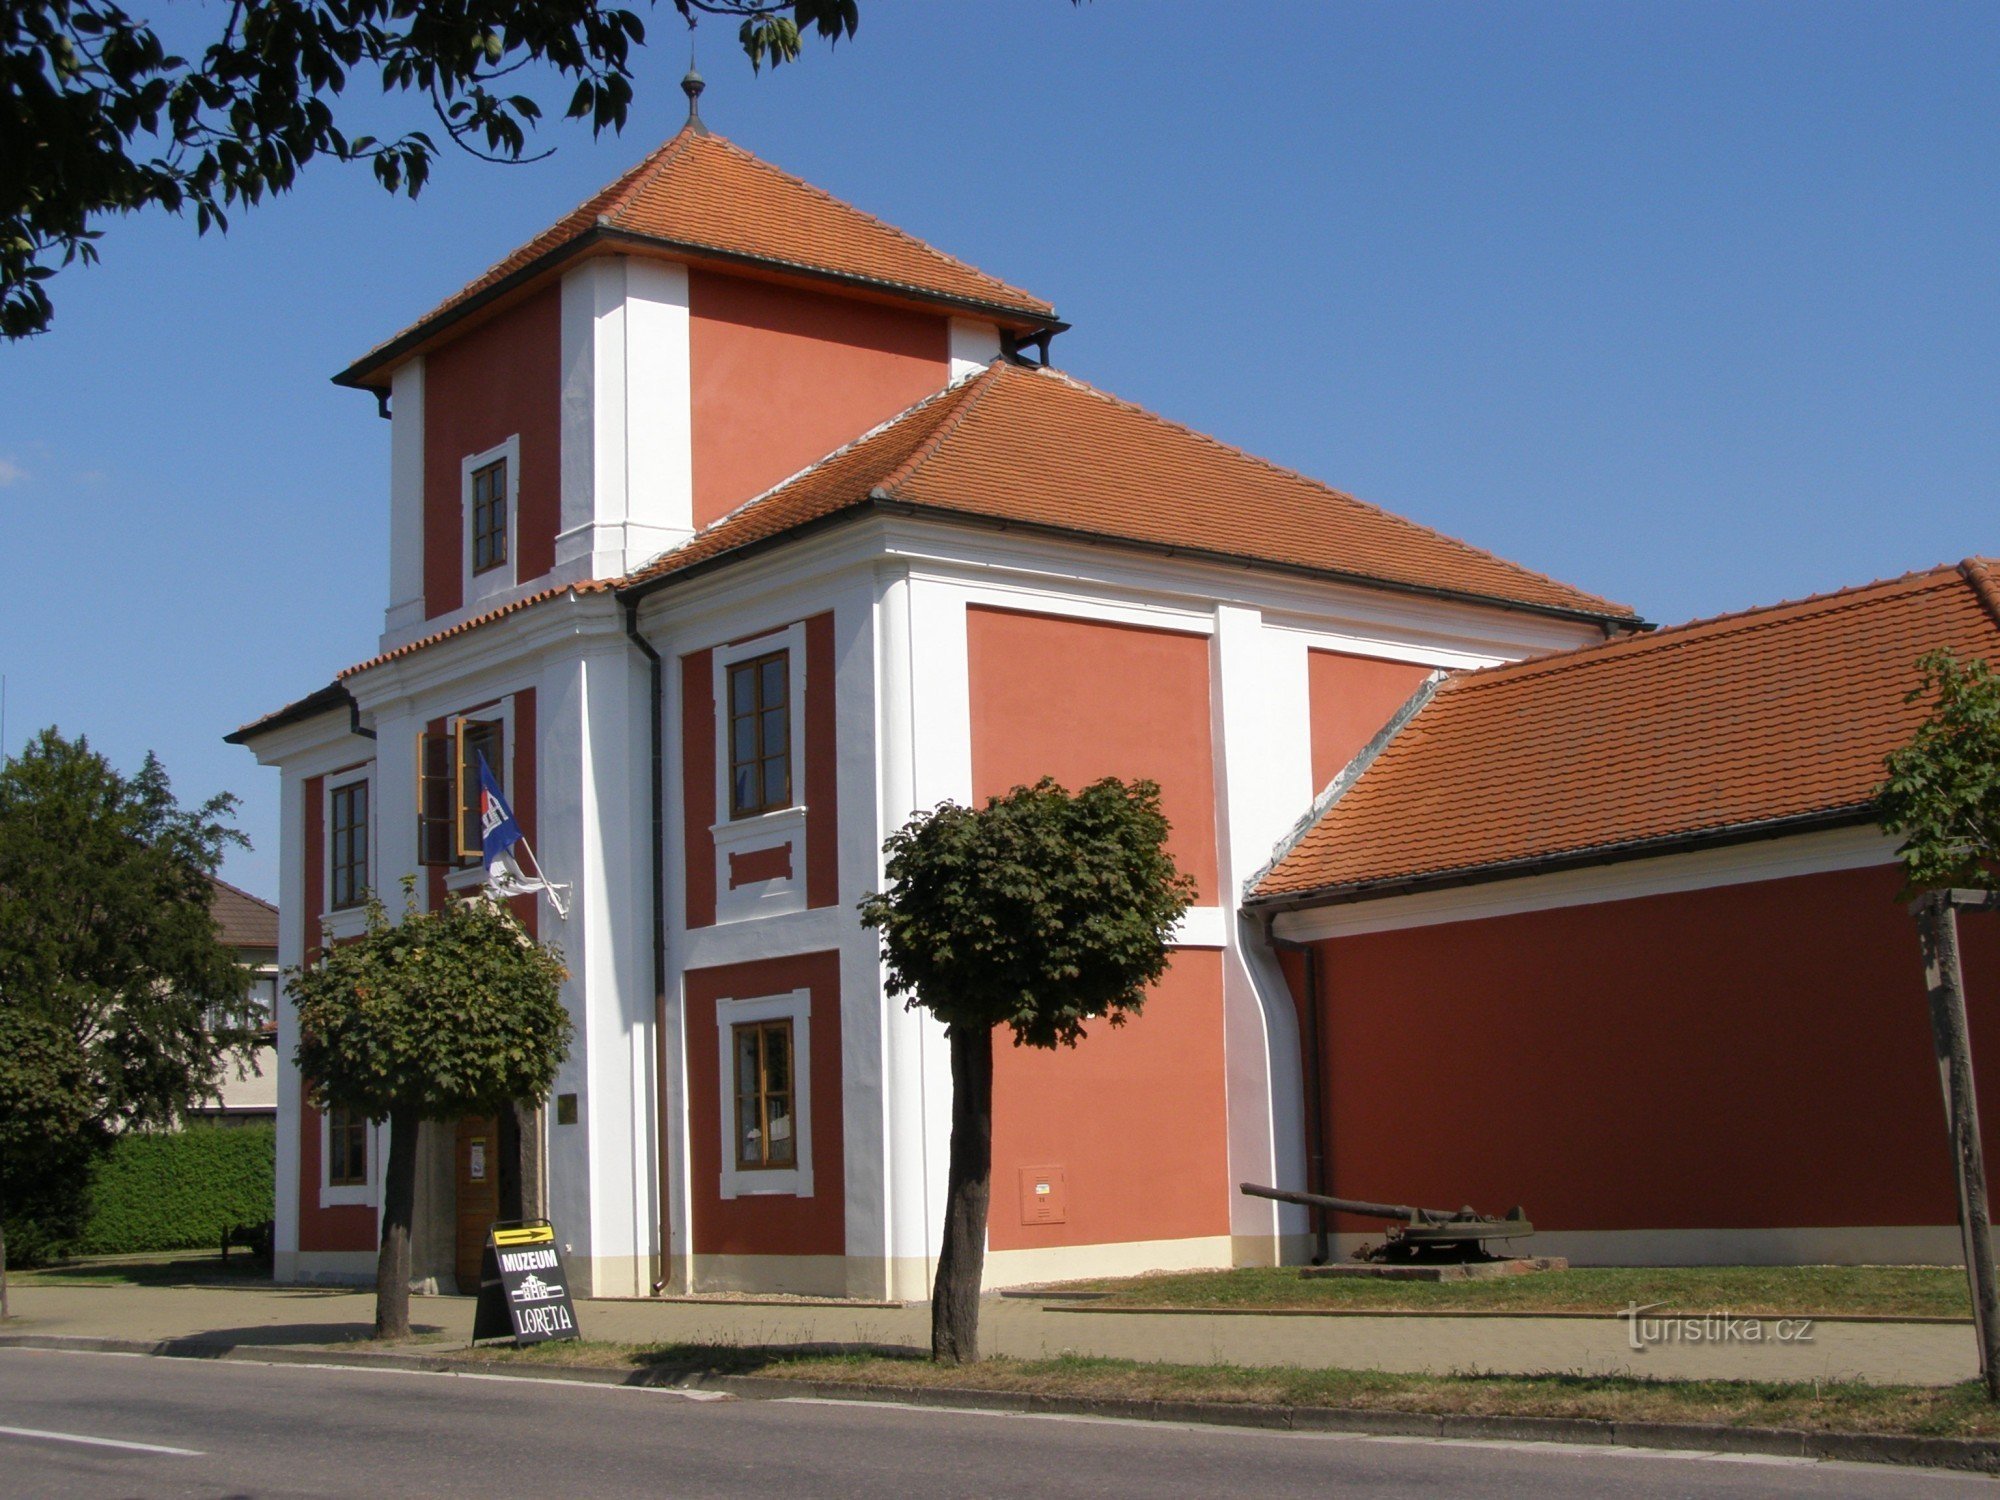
[1245,804,1883,914]
[614,494,1646,630]
[333,226,1064,392]
[224,681,354,745]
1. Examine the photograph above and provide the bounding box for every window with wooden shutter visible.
[416,715,505,867]
[417,728,456,867]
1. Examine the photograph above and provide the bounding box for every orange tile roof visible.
[1252,560,2000,904]
[619,361,1636,622]
[339,125,1057,386]
[330,361,1630,686]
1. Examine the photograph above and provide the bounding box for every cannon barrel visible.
[1239,1182,1460,1226]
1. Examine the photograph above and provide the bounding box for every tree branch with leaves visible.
[290,882,570,1340]
[1,0,861,337]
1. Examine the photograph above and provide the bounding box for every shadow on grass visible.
[147,1322,456,1354]
[489,1339,928,1381]
[20,1251,278,1290]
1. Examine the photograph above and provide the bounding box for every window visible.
[208,971,278,1035]
[330,781,369,909]
[715,989,812,1197]
[327,1104,368,1187]
[416,715,503,867]
[727,650,791,819]
[732,1018,796,1170]
[471,458,507,574]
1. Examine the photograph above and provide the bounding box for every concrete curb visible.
[4,1331,1997,1475]
[1041,1303,1973,1325]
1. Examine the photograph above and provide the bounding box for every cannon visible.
[1240,1182,1535,1264]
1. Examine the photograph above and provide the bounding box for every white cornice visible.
[344,589,626,712]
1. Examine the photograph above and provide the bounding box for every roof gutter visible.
[334,226,1065,391]
[1246,804,1883,915]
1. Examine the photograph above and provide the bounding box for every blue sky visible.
[2,1,1994,899]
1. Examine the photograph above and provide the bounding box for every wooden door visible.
[454,1116,499,1292]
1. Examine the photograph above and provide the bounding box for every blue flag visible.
[476,751,523,870]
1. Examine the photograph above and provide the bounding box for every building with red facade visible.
[231,110,1999,1296]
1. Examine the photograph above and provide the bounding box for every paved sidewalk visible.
[2,1280,1979,1386]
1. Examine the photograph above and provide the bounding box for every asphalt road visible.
[0,1347,1989,1499]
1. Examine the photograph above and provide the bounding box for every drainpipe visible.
[1262,914,1331,1266]
[620,597,671,1294]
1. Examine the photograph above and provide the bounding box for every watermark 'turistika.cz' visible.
[1619,1302,1816,1351]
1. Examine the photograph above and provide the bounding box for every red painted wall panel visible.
[804,612,839,910]
[1306,649,1433,792]
[680,648,717,929]
[966,607,1218,900]
[688,270,948,527]
[683,951,845,1256]
[680,614,836,929]
[296,772,376,1254]
[968,606,1231,1249]
[421,287,562,618]
[987,950,1232,1250]
[1304,863,2000,1235]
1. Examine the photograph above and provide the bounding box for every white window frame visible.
[442,695,516,893]
[710,624,808,922]
[321,767,374,942]
[319,1103,378,1208]
[716,988,813,1199]
[461,435,521,610]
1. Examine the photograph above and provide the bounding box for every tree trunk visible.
[932,1023,994,1364]
[1,1186,9,1324]
[374,1105,421,1341]
[1916,894,2000,1400]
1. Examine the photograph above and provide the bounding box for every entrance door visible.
[454,1116,499,1292]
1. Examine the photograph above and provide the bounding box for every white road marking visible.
[2,1346,730,1400]
[0,1425,202,1457]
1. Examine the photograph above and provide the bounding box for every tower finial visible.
[681,46,708,136]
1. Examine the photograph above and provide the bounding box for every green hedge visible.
[78,1124,275,1255]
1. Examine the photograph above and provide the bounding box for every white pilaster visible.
[830,581,891,1296]
[537,644,659,1298]
[384,358,427,639]
[1209,604,1313,1248]
[558,257,693,584]
[947,319,1000,384]
[871,570,970,1297]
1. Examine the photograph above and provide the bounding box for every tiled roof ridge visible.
[1433,560,1976,700]
[339,133,695,375]
[681,134,1052,314]
[1960,557,2000,631]
[1027,366,1636,620]
[873,361,1008,495]
[594,124,700,223]
[616,372,988,589]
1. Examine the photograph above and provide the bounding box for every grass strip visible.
[1064,1265,1971,1319]
[460,1340,2000,1440]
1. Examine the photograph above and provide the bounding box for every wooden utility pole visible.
[1913,888,2000,1400]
